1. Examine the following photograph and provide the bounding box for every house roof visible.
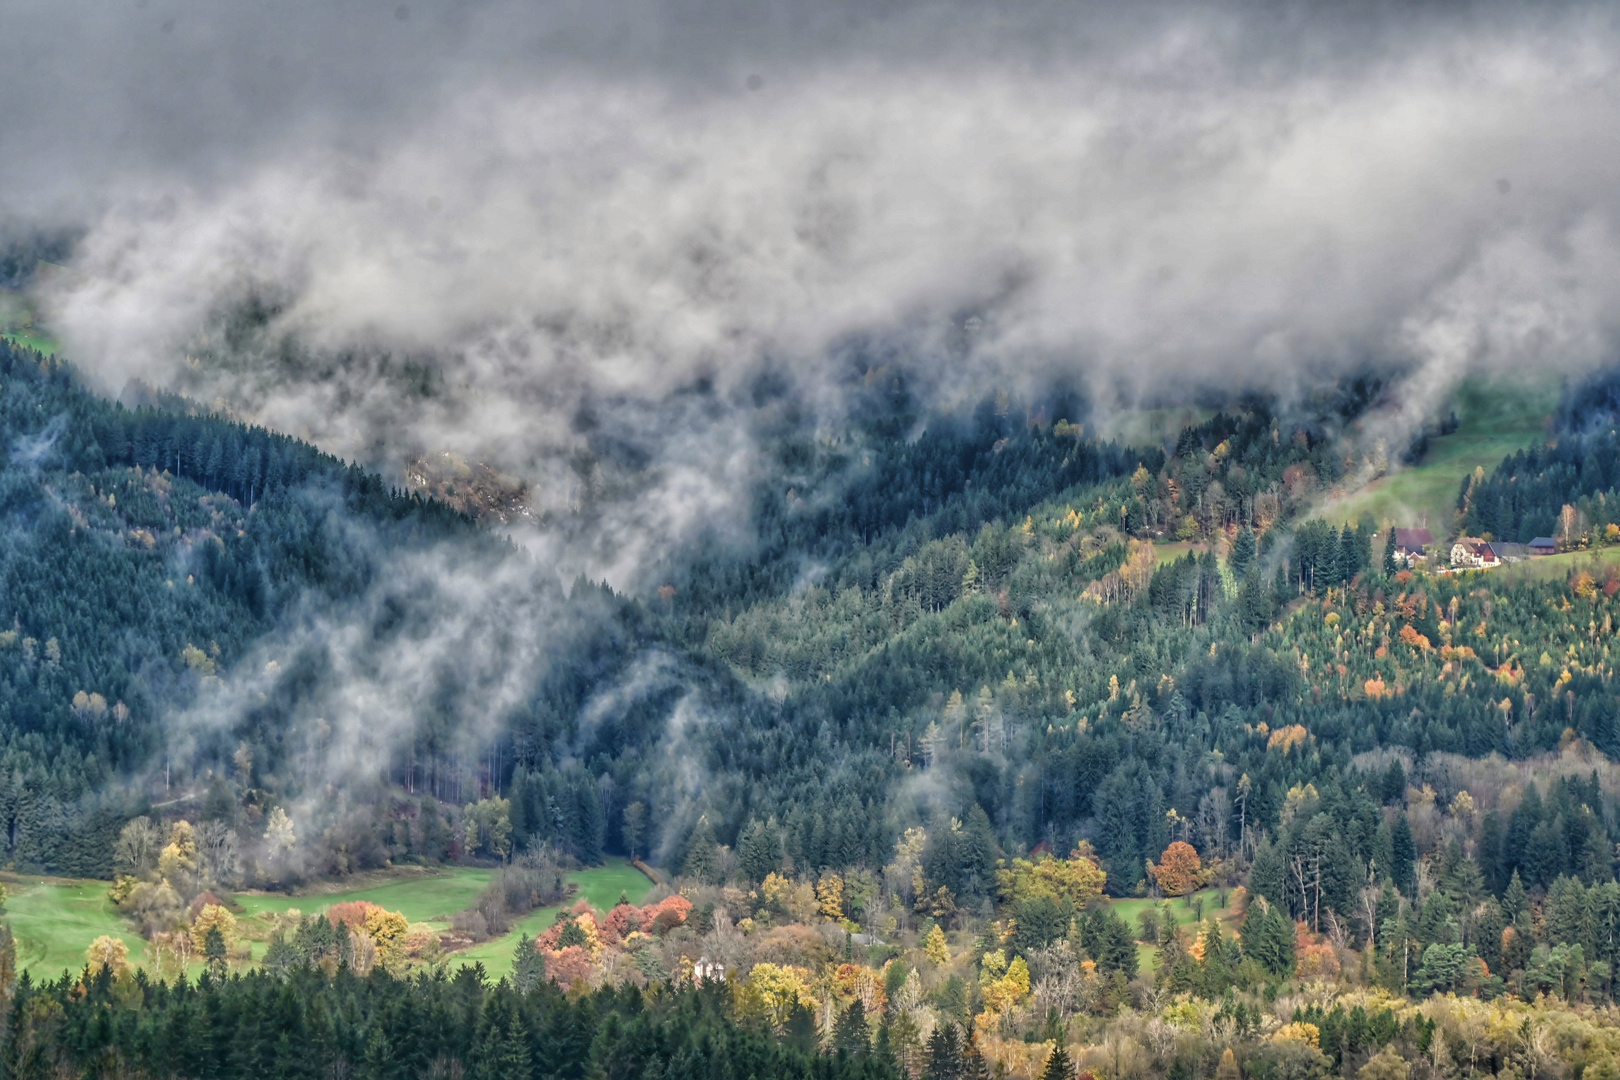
[1394,528,1435,548]
[1530,537,1557,547]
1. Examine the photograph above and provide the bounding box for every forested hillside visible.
[0,339,483,875]
[18,337,1620,1078]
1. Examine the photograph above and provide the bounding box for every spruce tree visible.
[511,934,544,994]
[924,1021,962,1079]
[1230,526,1256,578]
[204,925,228,980]
[960,1031,991,1080]
[834,1000,870,1056]
[1040,1043,1074,1080]
[682,815,720,884]
[1391,814,1417,897]
[1504,870,1529,920]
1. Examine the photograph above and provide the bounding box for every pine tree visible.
[511,934,544,994]
[1380,760,1407,805]
[834,1000,870,1055]
[1248,835,1287,910]
[1230,527,1256,578]
[1242,900,1295,976]
[1504,870,1529,919]
[925,1021,962,1079]
[204,925,228,980]
[1391,814,1417,897]
[960,1030,991,1080]
[1040,1043,1074,1080]
[738,818,781,884]
[682,815,720,884]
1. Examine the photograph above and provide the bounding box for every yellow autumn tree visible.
[980,955,1031,1013]
[746,963,818,1028]
[86,935,131,977]
[1272,1022,1321,1049]
[364,907,411,972]
[191,903,238,952]
[158,821,199,890]
[817,872,846,920]
[925,924,950,965]
[996,848,1106,907]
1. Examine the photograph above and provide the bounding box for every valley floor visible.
[2,860,653,981]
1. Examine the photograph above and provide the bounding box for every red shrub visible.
[545,945,594,987]
[328,901,382,930]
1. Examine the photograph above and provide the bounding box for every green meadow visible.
[0,294,59,356]
[1,861,655,979]
[1317,377,1559,537]
[455,860,654,979]
[1106,886,1243,972]
[3,875,148,979]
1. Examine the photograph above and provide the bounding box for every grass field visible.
[1487,547,1620,585]
[1316,377,1559,536]
[455,860,654,979]
[0,293,60,356]
[1153,541,1211,566]
[1,860,655,979]
[234,867,496,928]
[3,875,149,978]
[1107,886,1242,971]
[231,866,497,962]
[0,328,60,355]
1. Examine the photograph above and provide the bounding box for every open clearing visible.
[1316,378,1559,536]
[2,861,653,979]
[1107,886,1242,971]
[1487,548,1620,585]
[3,875,149,978]
[455,860,654,979]
[0,328,59,355]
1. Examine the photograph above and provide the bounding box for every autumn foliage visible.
[1152,841,1202,896]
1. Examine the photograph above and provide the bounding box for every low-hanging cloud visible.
[12,0,1620,584]
[7,0,1620,848]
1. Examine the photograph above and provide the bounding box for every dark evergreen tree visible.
[1391,814,1417,898]
[1040,1043,1074,1080]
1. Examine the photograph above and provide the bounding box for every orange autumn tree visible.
[1152,841,1202,896]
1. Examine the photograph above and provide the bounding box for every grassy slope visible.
[2,862,653,979]
[0,328,60,355]
[1489,548,1620,585]
[3,875,149,978]
[1153,541,1211,565]
[1316,378,1559,538]
[0,294,59,356]
[455,860,654,979]
[1095,406,1217,451]
[1108,886,1242,971]
[234,868,496,927]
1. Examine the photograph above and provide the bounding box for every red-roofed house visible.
[1450,538,1500,569]
[1393,528,1434,565]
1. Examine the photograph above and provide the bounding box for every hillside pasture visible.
[1107,886,1243,971]
[2,875,148,978]
[1316,377,1558,537]
[453,860,655,979]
